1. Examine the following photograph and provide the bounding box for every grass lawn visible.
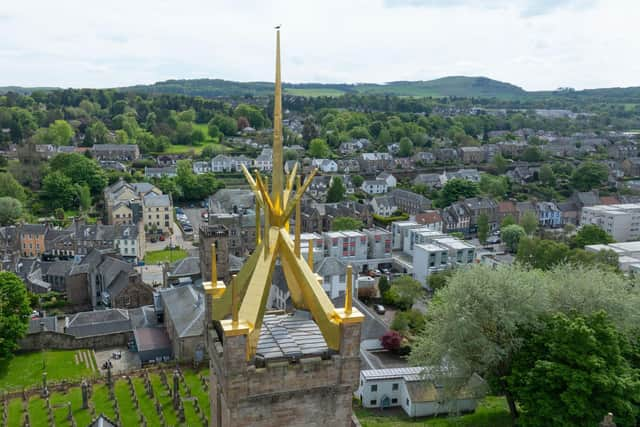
[144,248,189,264]
[355,396,512,427]
[162,123,232,155]
[0,350,97,392]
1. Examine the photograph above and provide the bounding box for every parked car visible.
[159,235,165,241]
[487,236,501,244]
[373,304,385,315]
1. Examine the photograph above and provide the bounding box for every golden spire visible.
[210,28,363,360]
[272,28,284,209]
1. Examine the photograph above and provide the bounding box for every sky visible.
[1,0,639,91]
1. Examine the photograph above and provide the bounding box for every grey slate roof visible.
[169,257,200,278]
[316,257,347,277]
[27,316,57,334]
[160,285,205,338]
[66,309,131,338]
[256,314,329,360]
[143,193,171,208]
[128,306,158,329]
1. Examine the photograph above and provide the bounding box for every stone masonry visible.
[206,320,361,427]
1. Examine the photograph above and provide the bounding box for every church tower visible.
[204,29,364,427]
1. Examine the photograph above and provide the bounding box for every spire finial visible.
[272,27,284,210]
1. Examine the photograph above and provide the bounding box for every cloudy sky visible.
[1,0,639,91]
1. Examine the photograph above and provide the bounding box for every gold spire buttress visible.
[204,29,363,360]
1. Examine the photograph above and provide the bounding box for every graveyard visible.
[0,364,210,427]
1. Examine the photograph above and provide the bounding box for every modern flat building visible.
[580,203,640,241]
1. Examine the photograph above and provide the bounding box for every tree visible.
[398,137,413,157]
[521,146,543,162]
[0,197,22,225]
[210,114,237,136]
[207,122,221,140]
[383,275,423,310]
[519,210,538,235]
[517,237,570,270]
[175,121,194,145]
[308,138,331,158]
[377,275,390,296]
[49,153,107,196]
[0,172,26,201]
[0,271,31,359]
[477,213,489,245]
[570,161,608,192]
[326,177,346,203]
[77,184,91,212]
[47,120,74,146]
[331,217,363,231]
[409,265,548,420]
[439,178,479,207]
[85,120,109,145]
[500,214,516,228]
[427,270,452,292]
[352,175,364,187]
[502,224,526,253]
[508,311,640,427]
[380,330,402,352]
[302,117,318,142]
[538,164,556,186]
[570,224,614,248]
[492,153,508,174]
[41,171,76,210]
[479,174,509,199]
[233,104,266,129]
[391,309,426,335]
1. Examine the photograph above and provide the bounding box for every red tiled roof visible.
[599,196,620,205]
[415,211,442,224]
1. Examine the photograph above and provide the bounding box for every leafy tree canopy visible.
[331,216,363,231]
[0,271,31,359]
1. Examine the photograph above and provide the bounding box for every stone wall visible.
[19,330,132,352]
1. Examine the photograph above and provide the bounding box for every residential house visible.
[311,158,338,173]
[159,285,206,362]
[301,200,373,234]
[0,226,19,271]
[255,148,273,171]
[357,152,393,173]
[377,172,397,189]
[571,191,600,218]
[497,141,527,157]
[336,159,360,173]
[393,157,414,170]
[143,193,173,235]
[356,367,485,418]
[441,202,472,234]
[496,201,518,224]
[370,196,397,217]
[192,161,211,174]
[339,138,370,155]
[362,180,388,195]
[390,189,432,215]
[557,201,579,225]
[443,169,481,184]
[515,201,536,222]
[413,211,443,232]
[459,146,485,164]
[507,166,536,184]
[205,212,256,258]
[99,160,128,172]
[144,166,177,179]
[536,201,562,228]
[433,148,459,162]
[91,144,140,161]
[413,151,435,164]
[19,224,47,257]
[316,257,356,299]
[463,197,499,232]
[413,173,442,189]
[309,175,333,200]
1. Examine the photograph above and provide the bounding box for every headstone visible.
[41,373,49,398]
[106,363,112,388]
[81,380,89,409]
[600,413,616,427]
[66,402,72,421]
[172,370,180,408]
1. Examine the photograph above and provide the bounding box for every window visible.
[370,400,377,406]
[406,398,409,406]
[370,385,377,392]
[392,383,399,391]
[391,398,398,404]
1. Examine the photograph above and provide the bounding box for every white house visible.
[370,196,398,217]
[315,257,357,299]
[356,367,485,418]
[311,158,338,173]
[377,172,397,188]
[192,161,211,174]
[362,179,388,195]
[255,148,273,171]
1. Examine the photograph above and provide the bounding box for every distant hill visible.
[119,76,526,99]
[0,86,59,95]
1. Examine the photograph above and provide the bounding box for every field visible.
[0,350,98,392]
[143,248,188,264]
[285,88,347,97]
[355,396,512,427]
[0,368,210,427]
[161,123,233,155]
